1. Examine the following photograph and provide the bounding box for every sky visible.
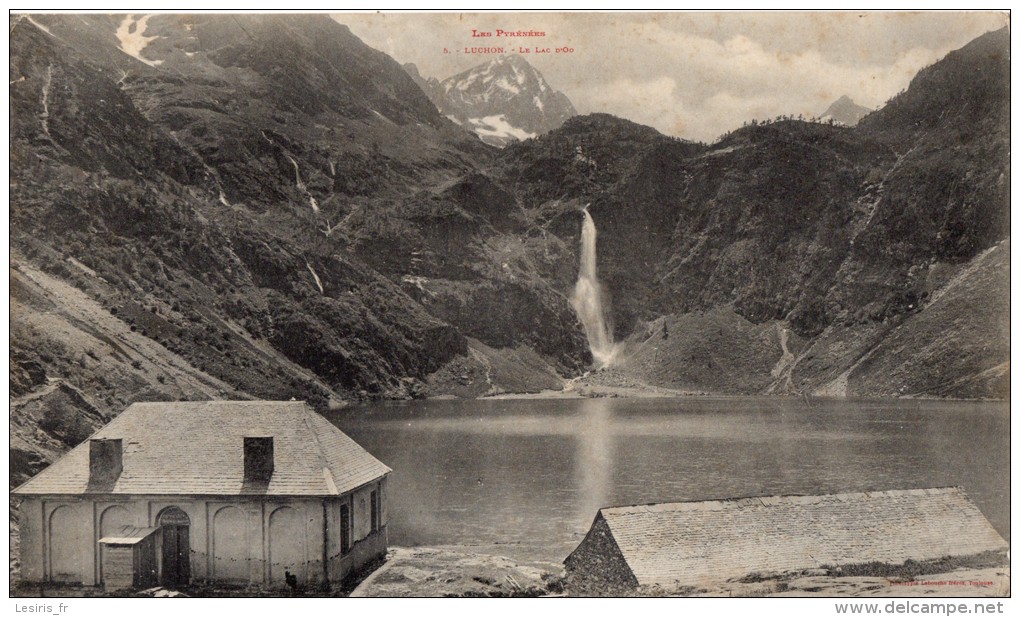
[339,11,1008,142]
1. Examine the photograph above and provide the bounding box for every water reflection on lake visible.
[326,396,1009,564]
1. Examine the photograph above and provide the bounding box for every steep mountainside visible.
[407,55,577,147]
[8,14,586,483]
[490,28,1009,397]
[820,95,872,126]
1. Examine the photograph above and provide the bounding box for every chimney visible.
[244,437,274,481]
[89,438,123,486]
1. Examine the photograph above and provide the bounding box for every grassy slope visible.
[606,238,1007,399]
[846,240,1009,398]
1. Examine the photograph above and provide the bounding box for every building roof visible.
[99,526,159,545]
[13,401,391,497]
[578,488,1008,587]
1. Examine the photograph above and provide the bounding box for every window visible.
[242,437,273,481]
[370,490,379,533]
[339,504,351,555]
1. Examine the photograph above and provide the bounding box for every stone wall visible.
[18,494,386,588]
[564,514,639,596]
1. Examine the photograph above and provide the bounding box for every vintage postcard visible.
[7,10,1011,606]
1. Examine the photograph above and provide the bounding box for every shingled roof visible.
[567,488,1008,589]
[12,401,390,497]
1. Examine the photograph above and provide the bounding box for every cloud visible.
[573,76,683,134]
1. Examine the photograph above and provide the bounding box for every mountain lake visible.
[326,396,1009,566]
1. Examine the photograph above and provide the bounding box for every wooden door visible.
[135,535,159,588]
[160,525,190,587]
[158,507,191,587]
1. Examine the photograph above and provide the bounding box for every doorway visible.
[158,507,191,587]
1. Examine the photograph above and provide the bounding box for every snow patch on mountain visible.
[116,15,163,67]
[495,77,519,95]
[469,115,537,142]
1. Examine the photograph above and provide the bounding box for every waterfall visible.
[570,206,620,367]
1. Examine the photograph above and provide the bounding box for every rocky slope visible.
[491,27,1009,398]
[407,55,577,147]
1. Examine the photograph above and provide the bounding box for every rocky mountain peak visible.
[819,95,872,126]
[409,54,577,147]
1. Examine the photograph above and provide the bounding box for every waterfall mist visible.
[570,206,621,367]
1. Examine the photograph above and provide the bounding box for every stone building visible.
[13,400,391,590]
[564,488,1008,596]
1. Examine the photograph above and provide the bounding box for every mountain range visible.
[8,14,1010,485]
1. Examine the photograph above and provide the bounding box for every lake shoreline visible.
[481,370,710,399]
[348,545,1010,598]
[9,541,1008,598]
[474,386,1007,402]
[452,365,1009,402]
